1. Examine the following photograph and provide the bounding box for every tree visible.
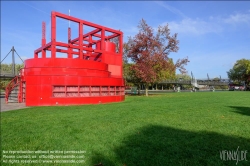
[0,63,24,90]
[126,19,189,96]
[123,42,140,87]
[123,63,139,86]
[213,77,220,82]
[227,59,250,85]
[175,73,192,90]
[0,63,24,74]
[175,73,191,81]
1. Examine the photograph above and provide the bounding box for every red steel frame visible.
[21,11,125,106]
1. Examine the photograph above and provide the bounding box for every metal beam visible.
[12,46,15,75]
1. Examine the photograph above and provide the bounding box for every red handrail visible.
[5,76,20,104]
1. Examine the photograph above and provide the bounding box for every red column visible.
[100,29,105,62]
[119,32,123,76]
[68,27,72,58]
[119,32,123,54]
[101,29,105,51]
[79,22,83,59]
[87,34,92,58]
[42,21,46,58]
[51,12,56,58]
[34,52,38,58]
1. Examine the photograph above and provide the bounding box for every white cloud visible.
[156,6,250,36]
[209,11,250,26]
[166,18,223,35]
[224,12,250,25]
[155,1,221,36]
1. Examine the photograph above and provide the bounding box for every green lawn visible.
[1,92,250,166]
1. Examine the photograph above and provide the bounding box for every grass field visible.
[1,91,250,166]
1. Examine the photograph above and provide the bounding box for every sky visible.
[1,1,250,79]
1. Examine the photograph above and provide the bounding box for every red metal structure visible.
[11,11,125,106]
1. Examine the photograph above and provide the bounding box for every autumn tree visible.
[126,19,189,96]
[227,58,250,85]
[123,42,145,94]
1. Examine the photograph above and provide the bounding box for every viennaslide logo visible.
[220,146,248,165]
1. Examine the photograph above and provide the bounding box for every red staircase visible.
[5,76,24,103]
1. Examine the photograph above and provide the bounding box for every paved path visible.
[1,94,29,112]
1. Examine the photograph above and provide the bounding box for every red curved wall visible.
[23,57,124,106]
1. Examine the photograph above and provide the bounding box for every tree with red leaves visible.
[126,19,189,96]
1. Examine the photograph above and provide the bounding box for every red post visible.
[119,32,123,54]
[79,22,83,59]
[101,29,105,51]
[34,52,38,58]
[19,81,22,103]
[68,27,72,58]
[119,32,123,76]
[88,34,92,57]
[42,21,46,58]
[51,12,56,58]
[68,27,71,42]
[88,35,92,46]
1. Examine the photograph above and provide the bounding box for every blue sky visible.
[1,1,250,79]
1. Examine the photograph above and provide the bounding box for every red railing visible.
[5,76,20,104]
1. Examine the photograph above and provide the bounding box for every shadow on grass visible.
[91,125,250,166]
[229,106,250,117]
